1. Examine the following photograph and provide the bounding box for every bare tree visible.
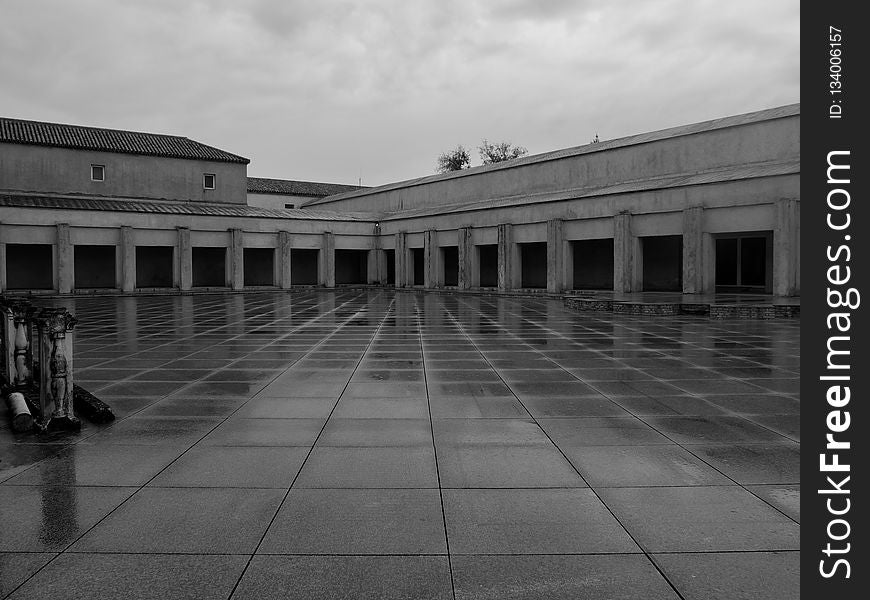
[478,139,528,164]
[436,145,471,173]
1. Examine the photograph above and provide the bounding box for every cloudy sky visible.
[1,0,799,186]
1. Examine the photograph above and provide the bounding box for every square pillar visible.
[773,198,799,296]
[56,223,72,294]
[321,232,335,287]
[424,229,438,288]
[120,226,135,292]
[278,231,292,289]
[497,223,513,291]
[177,227,192,291]
[613,211,637,293]
[546,219,564,293]
[230,228,244,290]
[394,232,407,288]
[457,227,472,290]
[682,206,704,294]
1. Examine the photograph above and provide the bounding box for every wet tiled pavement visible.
[0,290,799,599]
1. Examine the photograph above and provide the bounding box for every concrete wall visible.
[305,110,799,213]
[0,143,247,204]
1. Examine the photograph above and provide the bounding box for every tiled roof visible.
[0,194,377,222]
[247,177,365,197]
[381,158,800,221]
[0,117,249,164]
[303,103,800,206]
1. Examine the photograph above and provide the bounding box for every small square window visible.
[91,165,105,181]
[203,173,216,190]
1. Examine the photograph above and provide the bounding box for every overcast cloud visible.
[0,0,799,186]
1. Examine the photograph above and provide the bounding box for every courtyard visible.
[0,290,799,599]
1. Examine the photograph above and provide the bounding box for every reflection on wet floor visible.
[0,290,799,599]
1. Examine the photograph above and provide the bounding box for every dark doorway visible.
[572,239,614,290]
[715,234,770,293]
[477,244,498,287]
[244,248,274,286]
[441,246,458,287]
[411,248,424,286]
[6,244,53,290]
[335,249,368,284]
[291,249,319,285]
[385,249,395,285]
[642,236,683,291]
[520,242,547,288]
[136,246,174,288]
[74,245,116,289]
[192,247,226,287]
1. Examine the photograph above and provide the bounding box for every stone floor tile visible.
[452,555,680,600]
[7,553,248,600]
[70,487,283,553]
[652,551,799,600]
[231,555,452,600]
[0,552,57,598]
[199,418,324,446]
[318,418,433,447]
[686,442,800,484]
[294,446,438,488]
[442,489,638,554]
[3,444,181,487]
[258,489,447,554]
[565,444,732,487]
[599,486,800,552]
[150,446,309,487]
[437,444,586,488]
[0,486,136,551]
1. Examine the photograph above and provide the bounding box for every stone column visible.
[457,227,472,290]
[546,219,564,293]
[394,232,407,288]
[773,198,799,296]
[423,229,437,288]
[230,228,244,290]
[177,227,192,291]
[278,231,292,289]
[613,211,635,293]
[497,223,513,291]
[681,206,704,294]
[120,226,135,292]
[321,232,335,287]
[56,223,73,294]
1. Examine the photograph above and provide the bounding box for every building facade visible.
[0,105,800,297]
